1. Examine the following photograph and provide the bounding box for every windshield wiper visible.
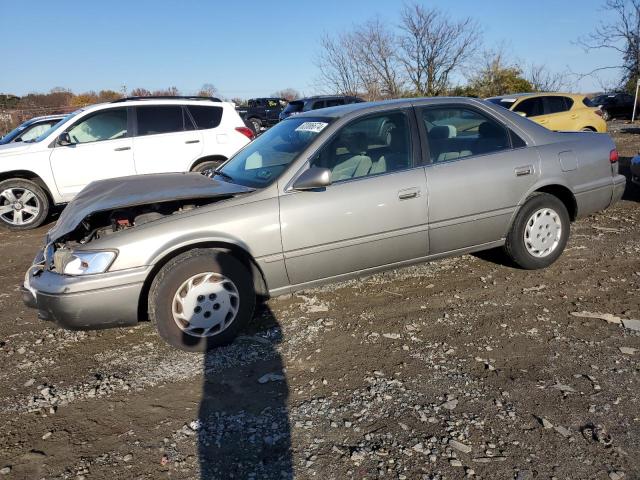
[213,169,234,182]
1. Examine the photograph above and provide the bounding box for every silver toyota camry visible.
[22,97,626,351]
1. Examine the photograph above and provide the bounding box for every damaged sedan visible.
[22,97,626,351]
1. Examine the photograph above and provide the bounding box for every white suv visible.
[0,96,253,229]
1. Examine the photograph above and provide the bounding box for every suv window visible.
[325,99,345,107]
[514,97,544,117]
[67,108,128,144]
[187,105,223,130]
[19,121,58,142]
[310,111,412,181]
[311,100,326,110]
[544,96,571,114]
[136,106,188,136]
[422,107,510,162]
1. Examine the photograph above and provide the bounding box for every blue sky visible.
[1,0,619,98]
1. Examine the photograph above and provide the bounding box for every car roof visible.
[82,97,230,113]
[27,114,67,123]
[487,92,586,102]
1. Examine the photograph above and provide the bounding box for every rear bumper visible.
[612,174,626,204]
[22,266,149,330]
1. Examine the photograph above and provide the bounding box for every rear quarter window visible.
[187,105,223,130]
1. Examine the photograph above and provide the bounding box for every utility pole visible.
[633,78,640,123]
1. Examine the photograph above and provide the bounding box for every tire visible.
[601,109,611,121]
[191,159,224,174]
[0,178,49,230]
[248,117,262,134]
[504,193,570,270]
[148,249,255,352]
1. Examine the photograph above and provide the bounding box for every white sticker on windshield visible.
[295,122,328,133]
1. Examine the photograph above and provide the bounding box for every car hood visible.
[47,172,254,241]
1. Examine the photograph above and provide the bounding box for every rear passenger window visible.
[422,107,510,163]
[136,106,186,136]
[187,105,223,130]
[310,111,412,182]
[325,99,345,107]
[544,96,570,114]
[311,101,326,110]
[514,98,544,117]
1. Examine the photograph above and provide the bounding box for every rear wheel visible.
[148,249,255,352]
[0,178,49,230]
[191,159,225,174]
[504,193,569,269]
[601,109,611,121]
[248,117,262,134]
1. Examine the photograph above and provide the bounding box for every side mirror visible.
[57,132,72,146]
[292,167,332,191]
[515,111,527,117]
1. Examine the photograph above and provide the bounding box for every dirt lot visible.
[0,125,639,480]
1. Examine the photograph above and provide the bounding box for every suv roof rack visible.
[111,95,222,103]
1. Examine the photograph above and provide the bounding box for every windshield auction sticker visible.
[295,122,328,133]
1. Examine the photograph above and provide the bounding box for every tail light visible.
[235,127,255,140]
[610,149,619,163]
[594,109,603,117]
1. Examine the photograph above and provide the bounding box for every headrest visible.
[429,125,451,140]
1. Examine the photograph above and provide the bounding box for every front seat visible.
[474,121,507,155]
[330,132,372,181]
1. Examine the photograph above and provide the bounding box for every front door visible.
[419,104,539,254]
[49,107,134,200]
[279,109,429,286]
[133,105,203,174]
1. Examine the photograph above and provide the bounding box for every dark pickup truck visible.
[236,97,287,133]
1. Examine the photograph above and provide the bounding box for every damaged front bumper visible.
[22,259,151,329]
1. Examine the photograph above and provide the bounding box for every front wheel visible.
[601,109,611,121]
[148,249,255,352]
[248,117,262,134]
[191,159,224,174]
[504,193,570,269]
[0,178,49,230]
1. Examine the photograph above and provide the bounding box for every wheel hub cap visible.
[524,207,562,258]
[171,272,239,337]
[0,188,40,225]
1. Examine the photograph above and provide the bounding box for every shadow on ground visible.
[197,303,292,479]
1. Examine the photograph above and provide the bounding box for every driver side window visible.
[310,111,412,182]
[67,108,128,144]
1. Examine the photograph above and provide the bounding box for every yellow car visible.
[487,93,607,132]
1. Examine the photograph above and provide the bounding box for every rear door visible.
[419,104,540,254]
[279,109,429,285]
[512,97,548,127]
[542,96,574,131]
[132,105,203,174]
[49,107,134,200]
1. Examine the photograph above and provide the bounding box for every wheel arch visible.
[189,155,228,172]
[0,170,54,204]
[533,184,578,221]
[137,240,269,321]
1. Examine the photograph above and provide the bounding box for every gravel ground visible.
[0,124,639,480]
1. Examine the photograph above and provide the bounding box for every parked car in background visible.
[236,97,287,133]
[487,93,606,132]
[631,154,640,185]
[591,92,637,121]
[0,96,253,229]
[0,114,66,145]
[22,97,625,351]
[278,95,364,120]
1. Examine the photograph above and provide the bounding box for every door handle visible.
[515,165,533,177]
[114,146,131,151]
[185,139,200,144]
[398,187,419,200]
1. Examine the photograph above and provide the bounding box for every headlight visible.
[55,250,117,275]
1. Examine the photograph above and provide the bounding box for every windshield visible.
[31,110,82,143]
[487,98,518,110]
[216,117,331,188]
[0,124,28,144]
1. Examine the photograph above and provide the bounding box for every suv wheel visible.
[504,193,569,269]
[192,159,224,174]
[601,109,611,121]
[148,249,255,352]
[0,178,49,230]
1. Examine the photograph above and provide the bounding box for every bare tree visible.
[525,64,570,92]
[352,19,404,98]
[578,0,640,90]
[153,86,180,96]
[397,4,481,96]
[271,88,300,101]
[130,88,152,97]
[315,33,362,96]
[198,83,219,97]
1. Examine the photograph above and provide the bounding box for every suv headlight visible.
[55,250,117,275]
